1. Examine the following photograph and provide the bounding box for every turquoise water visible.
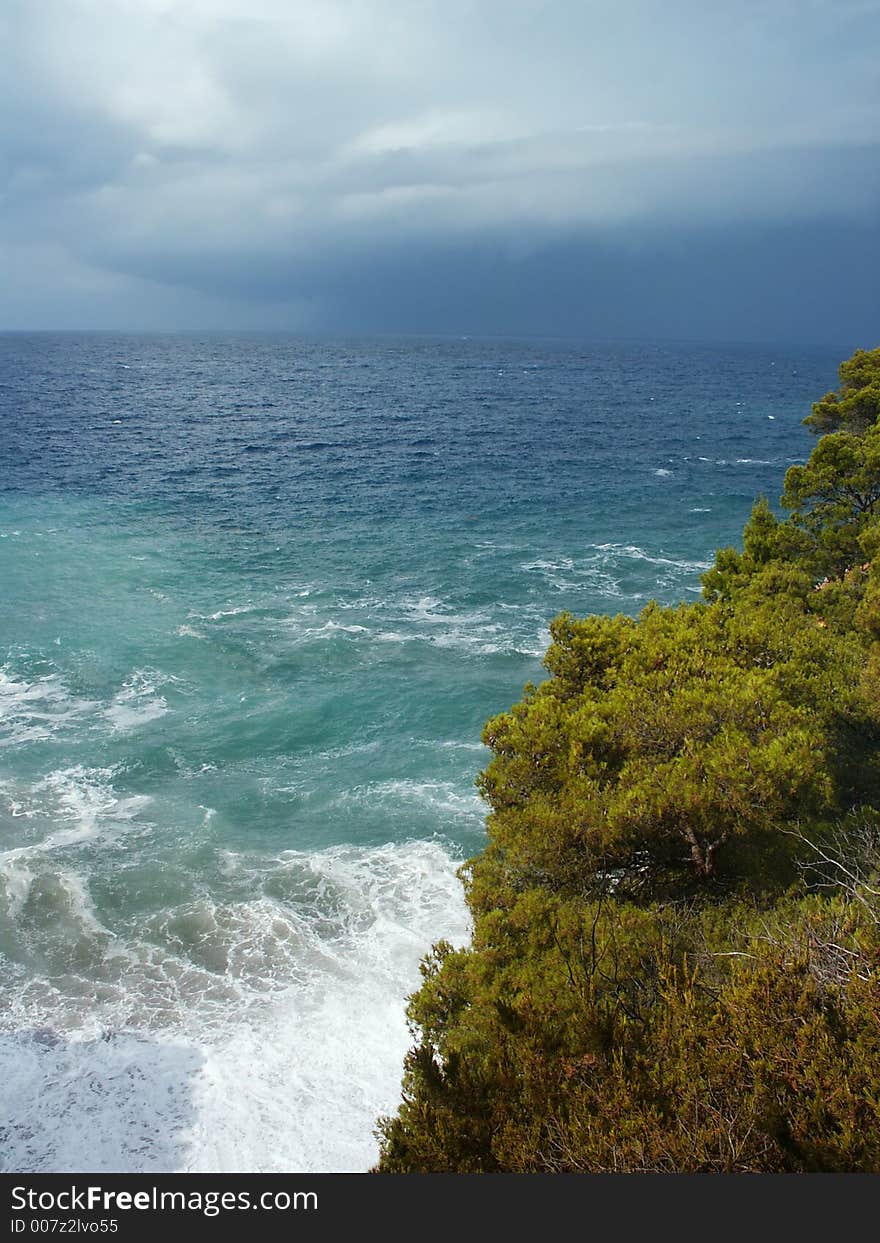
[0,334,840,1170]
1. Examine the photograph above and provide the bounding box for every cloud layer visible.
[2,1,879,339]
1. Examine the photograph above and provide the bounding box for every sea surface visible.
[0,332,842,1171]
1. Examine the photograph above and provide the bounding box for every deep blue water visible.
[0,333,841,1171]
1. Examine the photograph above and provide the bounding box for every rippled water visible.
[0,333,839,1170]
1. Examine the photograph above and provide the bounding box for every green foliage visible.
[378,861,880,1172]
[804,347,880,436]
[376,347,880,1173]
[782,427,880,575]
[476,599,863,901]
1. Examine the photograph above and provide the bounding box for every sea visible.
[0,332,843,1172]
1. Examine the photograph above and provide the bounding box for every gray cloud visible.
[2,1,879,338]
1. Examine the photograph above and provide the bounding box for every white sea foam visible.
[0,856,34,920]
[0,1030,206,1173]
[52,870,117,939]
[205,605,260,621]
[524,626,553,658]
[175,624,206,639]
[363,594,544,659]
[0,766,152,871]
[0,839,470,1173]
[374,630,410,644]
[104,671,170,732]
[403,595,481,626]
[183,588,544,662]
[334,779,485,822]
[0,666,178,745]
[521,557,575,573]
[596,544,711,573]
[0,668,97,747]
[311,621,369,635]
[519,544,710,601]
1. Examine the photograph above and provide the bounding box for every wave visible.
[0,839,470,1173]
[104,670,171,733]
[0,667,98,748]
[0,766,153,874]
[519,543,710,600]
[0,665,178,746]
[167,558,710,662]
[332,779,485,823]
[187,591,550,660]
[592,544,711,573]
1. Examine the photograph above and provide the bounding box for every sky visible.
[1,0,879,343]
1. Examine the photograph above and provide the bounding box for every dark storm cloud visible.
[2,1,879,339]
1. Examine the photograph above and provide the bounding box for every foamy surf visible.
[520,544,711,600]
[103,671,172,733]
[0,668,98,748]
[0,839,470,1173]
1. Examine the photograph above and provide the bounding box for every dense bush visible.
[376,348,880,1173]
